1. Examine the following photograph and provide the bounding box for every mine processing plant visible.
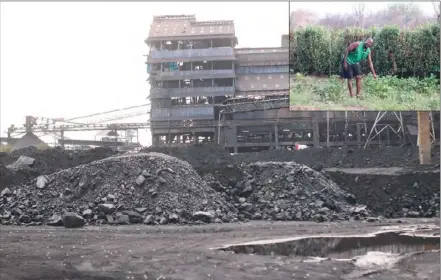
[145,14,290,148]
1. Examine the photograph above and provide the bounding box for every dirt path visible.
[1,219,439,280]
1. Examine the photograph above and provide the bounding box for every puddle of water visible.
[217,231,440,259]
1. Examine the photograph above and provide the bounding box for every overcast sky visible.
[290,1,438,17]
[0,2,289,146]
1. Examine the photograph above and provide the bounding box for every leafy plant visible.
[290,24,440,78]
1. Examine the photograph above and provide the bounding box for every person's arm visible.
[367,52,377,79]
[343,42,359,70]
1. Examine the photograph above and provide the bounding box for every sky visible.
[0,2,289,146]
[289,1,438,17]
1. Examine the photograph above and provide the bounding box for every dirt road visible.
[1,219,439,280]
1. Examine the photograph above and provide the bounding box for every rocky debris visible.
[231,162,373,222]
[0,146,116,191]
[193,211,215,223]
[141,144,245,188]
[36,175,49,189]
[62,212,86,228]
[6,156,35,170]
[47,215,64,226]
[0,152,237,226]
[1,188,11,197]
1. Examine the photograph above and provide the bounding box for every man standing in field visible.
[341,38,377,98]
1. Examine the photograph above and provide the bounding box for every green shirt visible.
[346,41,371,65]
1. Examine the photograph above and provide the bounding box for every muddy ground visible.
[1,219,439,280]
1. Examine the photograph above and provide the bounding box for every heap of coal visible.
[141,144,245,188]
[227,161,374,222]
[0,153,238,227]
[0,146,116,191]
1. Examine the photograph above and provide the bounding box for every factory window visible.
[213,78,233,87]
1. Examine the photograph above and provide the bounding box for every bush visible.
[290,24,440,78]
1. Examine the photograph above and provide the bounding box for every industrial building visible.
[146,14,291,149]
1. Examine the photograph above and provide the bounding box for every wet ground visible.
[1,219,439,280]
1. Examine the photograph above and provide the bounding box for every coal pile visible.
[0,153,237,227]
[0,146,116,191]
[141,144,245,188]
[325,167,440,218]
[232,146,440,169]
[229,162,374,222]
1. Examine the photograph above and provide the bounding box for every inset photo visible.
[289,2,440,111]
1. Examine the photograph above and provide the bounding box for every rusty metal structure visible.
[145,15,439,152]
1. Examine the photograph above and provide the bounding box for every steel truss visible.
[364,111,407,148]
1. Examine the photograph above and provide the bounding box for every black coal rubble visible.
[0,152,237,227]
[0,146,117,192]
[229,161,374,222]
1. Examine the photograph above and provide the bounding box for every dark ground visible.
[325,167,440,218]
[0,219,439,280]
[232,146,441,169]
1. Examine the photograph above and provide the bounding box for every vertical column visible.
[417,111,431,164]
[312,119,320,148]
[326,111,330,148]
[356,123,361,148]
[60,130,65,149]
[233,125,238,153]
[274,124,280,149]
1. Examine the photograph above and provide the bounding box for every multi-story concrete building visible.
[146,14,290,147]
[146,15,238,146]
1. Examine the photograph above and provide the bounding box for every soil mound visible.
[0,153,237,226]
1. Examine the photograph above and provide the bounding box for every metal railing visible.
[150,86,235,98]
[149,47,235,60]
[152,69,236,80]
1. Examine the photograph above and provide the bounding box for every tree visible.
[290,9,316,30]
[353,3,365,28]
[432,1,440,21]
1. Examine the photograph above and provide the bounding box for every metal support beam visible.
[326,111,330,148]
[364,111,406,148]
[312,118,320,148]
[274,124,279,149]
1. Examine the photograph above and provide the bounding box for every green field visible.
[290,73,440,111]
